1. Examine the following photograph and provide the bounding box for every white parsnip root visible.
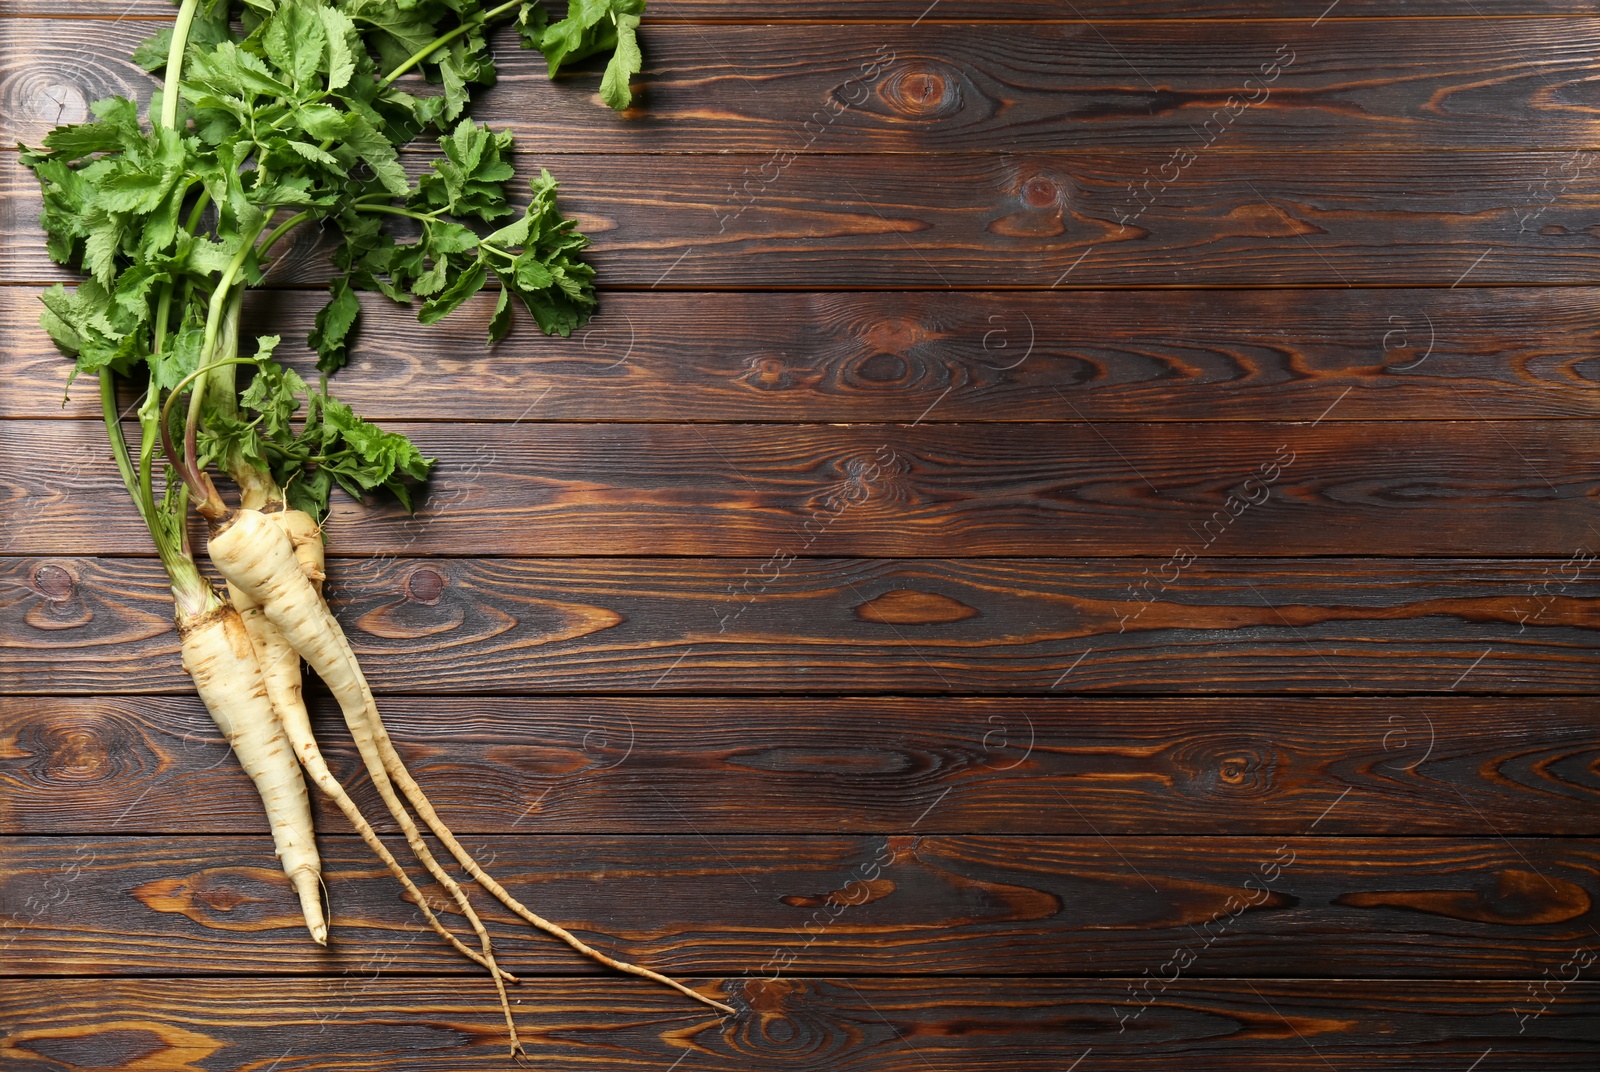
[211,509,525,1055]
[178,603,326,945]
[209,508,735,1017]
[229,567,514,983]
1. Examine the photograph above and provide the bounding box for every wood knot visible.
[740,353,803,391]
[131,867,296,931]
[726,979,855,1061]
[46,727,112,782]
[8,1022,222,1070]
[864,317,924,353]
[24,563,91,630]
[1171,735,1281,800]
[875,61,963,119]
[1022,175,1062,208]
[33,563,74,600]
[405,567,446,604]
[855,589,978,625]
[989,170,1073,238]
[16,79,90,128]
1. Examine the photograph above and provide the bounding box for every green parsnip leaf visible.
[308,277,361,372]
[520,0,647,109]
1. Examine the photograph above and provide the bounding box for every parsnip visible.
[230,574,514,982]
[209,508,525,1054]
[209,508,734,1015]
[179,603,325,945]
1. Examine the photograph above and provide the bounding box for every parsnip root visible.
[212,510,524,1053]
[230,575,515,982]
[178,603,325,945]
[208,508,733,1017]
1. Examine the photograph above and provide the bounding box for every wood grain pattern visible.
[10,286,1600,423]
[4,556,1595,696]
[7,1,1596,17]
[7,696,1597,836]
[5,835,1600,977]
[3,419,1595,557]
[5,1,1600,1065]
[1,977,1596,1071]
[8,149,1600,288]
[9,18,1600,150]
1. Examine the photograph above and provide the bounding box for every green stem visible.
[105,0,217,614]
[377,0,522,88]
[212,289,283,510]
[151,288,173,358]
[185,215,269,465]
[160,356,261,506]
[184,189,212,236]
[149,2,200,365]
[258,210,311,256]
[99,371,148,527]
[159,0,201,129]
[353,203,439,224]
[138,395,158,542]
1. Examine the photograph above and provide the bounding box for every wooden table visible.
[4,2,1600,1068]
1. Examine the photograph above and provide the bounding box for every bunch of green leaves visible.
[23,0,641,547]
[198,341,435,518]
[30,0,630,377]
[519,0,645,111]
[311,120,595,368]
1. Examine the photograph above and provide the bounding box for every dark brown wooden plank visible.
[9,18,1600,150]
[9,2,1598,17]
[9,696,1597,836]
[3,556,1595,695]
[1,976,1595,1070]
[8,149,1600,287]
[4,835,1600,977]
[11,286,1600,423]
[3,420,1595,557]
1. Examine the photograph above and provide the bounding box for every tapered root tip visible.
[293,873,329,947]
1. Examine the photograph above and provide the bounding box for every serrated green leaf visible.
[238,342,307,440]
[343,113,410,196]
[83,217,123,285]
[88,96,142,140]
[132,28,175,73]
[487,284,512,344]
[319,5,358,90]
[186,40,290,100]
[536,0,645,77]
[98,169,170,214]
[263,2,327,88]
[513,251,553,291]
[600,12,642,110]
[42,122,124,160]
[286,139,346,173]
[427,220,479,255]
[412,255,448,297]
[308,277,361,372]
[417,258,487,324]
[292,102,352,141]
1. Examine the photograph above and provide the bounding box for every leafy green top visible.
[200,342,434,518]
[22,0,641,524]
